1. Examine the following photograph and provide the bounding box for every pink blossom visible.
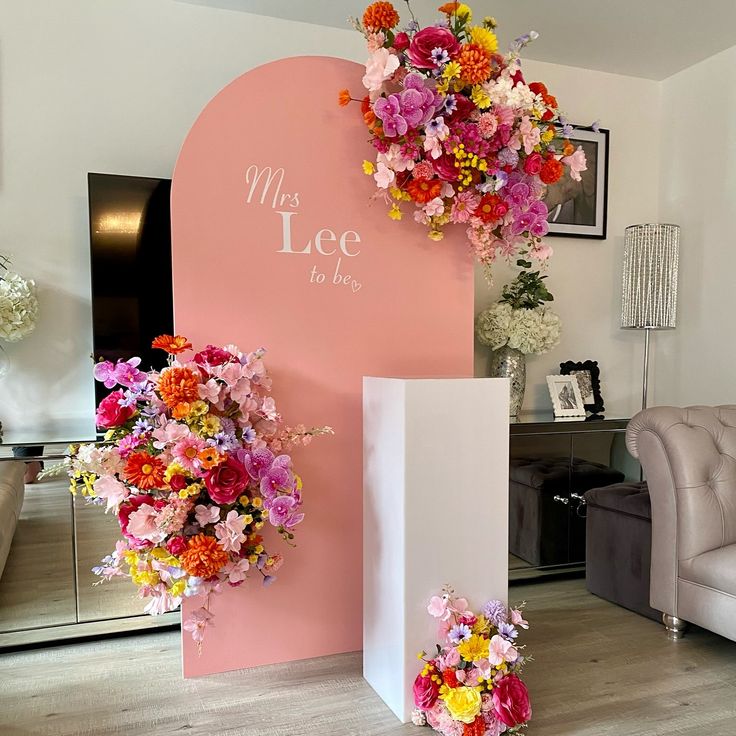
[194,504,221,527]
[494,105,515,126]
[427,595,450,620]
[530,241,553,261]
[488,634,518,666]
[198,378,221,404]
[93,475,129,512]
[514,116,541,155]
[172,436,207,473]
[563,145,587,181]
[366,31,386,53]
[183,606,213,643]
[215,510,247,553]
[374,162,395,189]
[230,377,252,406]
[510,608,529,629]
[362,47,400,92]
[423,197,445,217]
[439,647,461,669]
[144,586,182,616]
[222,557,250,584]
[450,191,480,224]
[412,160,435,180]
[261,397,278,421]
[126,503,166,544]
[152,419,191,450]
[478,112,498,139]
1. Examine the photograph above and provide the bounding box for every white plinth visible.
[362,377,510,723]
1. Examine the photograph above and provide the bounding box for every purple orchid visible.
[93,360,118,388]
[242,448,275,480]
[113,357,147,388]
[260,455,294,499]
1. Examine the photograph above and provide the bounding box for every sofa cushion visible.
[679,544,736,597]
[510,456,624,493]
[585,482,651,521]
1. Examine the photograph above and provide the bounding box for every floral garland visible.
[341,1,591,279]
[412,589,532,735]
[68,336,331,648]
[0,271,38,342]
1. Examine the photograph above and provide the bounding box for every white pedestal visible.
[362,377,510,723]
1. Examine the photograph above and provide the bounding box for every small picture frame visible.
[546,374,586,417]
[559,360,604,415]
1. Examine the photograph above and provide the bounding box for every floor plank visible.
[1,578,734,736]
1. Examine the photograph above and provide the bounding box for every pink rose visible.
[413,673,440,710]
[393,31,409,51]
[523,152,544,176]
[169,474,187,492]
[166,536,187,556]
[95,390,135,429]
[433,153,459,182]
[205,456,249,505]
[117,494,156,549]
[194,345,234,366]
[492,674,532,728]
[407,26,460,69]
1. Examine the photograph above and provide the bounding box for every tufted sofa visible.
[0,461,26,580]
[627,405,736,640]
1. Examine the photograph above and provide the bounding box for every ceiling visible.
[178,0,736,80]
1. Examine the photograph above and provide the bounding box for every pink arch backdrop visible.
[171,56,473,676]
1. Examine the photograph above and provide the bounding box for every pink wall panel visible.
[171,56,473,676]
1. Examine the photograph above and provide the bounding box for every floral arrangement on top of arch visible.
[67,336,332,650]
[340,1,590,279]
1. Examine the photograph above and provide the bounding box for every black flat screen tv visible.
[88,172,173,404]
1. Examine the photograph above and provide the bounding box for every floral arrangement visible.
[0,269,38,342]
[341,1,590,278]
[475,265,560,355]
[68,335,331,648]
[412,589,532,735]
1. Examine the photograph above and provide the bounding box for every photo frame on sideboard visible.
[560,360,604,415]
[546,374,586,418]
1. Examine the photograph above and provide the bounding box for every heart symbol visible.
[351,281,362,293]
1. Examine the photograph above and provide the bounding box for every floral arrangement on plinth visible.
[68,335,332,649]
[475,264,560,355]
[0,256,38,342]
[412,589,532,735]
[341,1,590,279]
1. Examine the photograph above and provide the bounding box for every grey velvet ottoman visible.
[584,482,660,621]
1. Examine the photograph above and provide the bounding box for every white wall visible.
[0,0,364,431]
[656,44,736,407]
[0,1,664,428]
[474,61,662,418]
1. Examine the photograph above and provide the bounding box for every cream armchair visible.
[627,406,736,640]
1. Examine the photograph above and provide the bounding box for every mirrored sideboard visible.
[508,413,640,581]
[0,427,179,648]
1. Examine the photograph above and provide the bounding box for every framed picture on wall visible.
[543,126,609,239]
[560,359,605,415]
[546,374,586,418]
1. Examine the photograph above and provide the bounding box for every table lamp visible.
[621,223,680,410]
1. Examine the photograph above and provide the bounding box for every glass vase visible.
[489,345,526,416]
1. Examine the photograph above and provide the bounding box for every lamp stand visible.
[642,327,652,411]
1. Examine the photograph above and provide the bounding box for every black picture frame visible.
[559,360,604,415]
[543,126,609,239]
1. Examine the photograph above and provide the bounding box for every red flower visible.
[205,456,250,505]
[432,154,460,182]
[540,157,564,185]
[493,674,532,728]
[523,152,544,176]
[528,82,548,97]
[442,668,460,688]
[476,194,509,223]
[407,26,460,69]
[166,536,187,556]
[406,178,443,204]
[168,474,187,492]
[393,31,410,51]
[463,717,487,736]
[413,672,440,710]
[444,93,476,125]
[542,93,558,121]
[95,390,135,429]
[193,345,234,367]
[124,452,166,491]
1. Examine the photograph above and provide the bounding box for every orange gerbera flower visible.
[198,447,223,470]
[124,452,166,490]
[362,1,399,31]
[406,178,443,204]
[157,367,200,408]
[562,140,575,157]
[438,1,461,13]
[179,534,230,578]
[338,89,351,107]
[458,43,491,85]
[151,334,192,355]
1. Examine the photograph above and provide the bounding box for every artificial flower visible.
[179,534,230,578]
[492,674,531,728]
[157,366,200,409]
[442,687,482,724]
[151,334,192,354]
[124,452,166,490]
[362,47,400,92]
[407,26,460,70]
[362,1,400,31]
[95,390,136,429]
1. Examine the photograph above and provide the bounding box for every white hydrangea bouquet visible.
[476,263,560,355]
[0,261,39,343]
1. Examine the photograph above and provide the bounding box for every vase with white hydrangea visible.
[0,255,39,378]
[475,262,560,415]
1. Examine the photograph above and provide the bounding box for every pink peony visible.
[205,456,249,505]
[166,536,187,556]
[95,390,135,429]
[493,674,532,728]
[362,47,400,92]
[523,152,544,176]
[118,494,157,548]
[413,673,440,710]
[193,345,234,366]
[407,26,460,69]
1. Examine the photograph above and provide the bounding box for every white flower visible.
[411,709,427,726]
[0,272,38,342]
[483,72,536,112]
[373,162,395,189]
[362,47,400,92]
[476,304,561,355]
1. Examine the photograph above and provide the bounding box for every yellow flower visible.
[164,461,188,482]
[457,633,490,662]
[200,414,221,436]
[362,160,375,175]
[469,26,498,54]
[455,3,472,21]
[248,554,258,564]
[388,204,402,221]
[124,551,139,567]
[239,495,250,506]
[442,61,461,80]
[470,85,491,109]
[483,16,497,30]
[436,77,450,94]
[441,686,482,724]
[255,521,265,530]
[252,497,263,508]
[294,474,303,492]
[472,614,490,634]
[428,229,444,241]
[189,400,209,417]
[132,569,160,587]
[254,544,264,554]
[169,580,187,597]
[541,129,555,144]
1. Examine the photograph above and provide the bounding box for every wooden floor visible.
[1,578,735,736]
